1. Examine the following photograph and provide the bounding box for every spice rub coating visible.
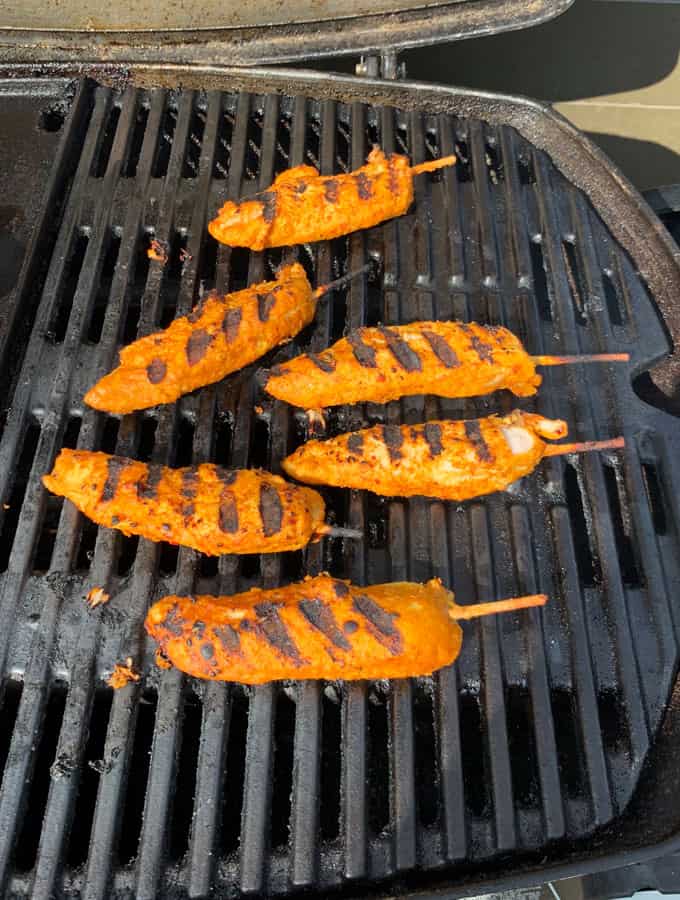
[43,449,326,555]
[84,263,313,414]
[265,321,542,408]
[145,574,462,683]
[209,149,450,250]
[282,410,568,501]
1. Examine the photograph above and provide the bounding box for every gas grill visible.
[2,5,680,899]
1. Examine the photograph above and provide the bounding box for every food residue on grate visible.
[147,238,168,263]
[85,586,110,609]
[155,648,173,670]
[108,657,141,689]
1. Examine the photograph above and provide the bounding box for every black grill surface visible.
[1,68,680,900]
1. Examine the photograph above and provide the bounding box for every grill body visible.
[1,66,680,899]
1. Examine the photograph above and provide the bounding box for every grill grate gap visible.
[12,684,67,872]
[158,231,188,328]
[117,687,157,865]
[169,690,202,861]
[75,517,99,572]
[172,415,195,468]
[158,542,179,577]
[199,554,218,578]
[551,688,587,799]
[517,151,536,185]
[328,241,349,341]
[211,413,233,466]
[453,135,472,183]
[249,417,270,470]
[485,138,504,185]
[244,103,264,180]
[137,415,158,463]
[274,109,292,174]
[123,101,150,179]
[395,117,410,156]
[597,688,628,756]
[85,228,122,344]
[305,109,321,170]
[563,462,600,588]
[182,102,207,180]
[48,229,89,343]
[460,691,489,817]
[530,240,552,322]
[0,680,23,791]
[270,690,296,849]
[0,417,41,573]
[33,414,81,572]
[65,687,113,867]
[117,534,139,576]
[213,103,235,180]
[240,554,260,582]
[120,230,152,343]
[99,415,120,454]
[319,688,342,840]
[335,112,351,173]
[602,463,643,588]
[219,690,249,855]
[367,689,390,835]
[602,268,627,327]
[562,240,588,326]
[228,247,251,293]
[413,683,440,828]
[642,462,668,535]
[91,101,121,178]
[39,106,66,133]
[152,97,178,179]
[506,685,540,808]
[366,494,388,550]
[198,233,218,297]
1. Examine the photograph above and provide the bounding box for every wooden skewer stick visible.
[543,437,625,457]
[532,352,630,366]
[450,593,547,620]
[410,155,457,175]
[313,263,374,300]
[315,524,364,540]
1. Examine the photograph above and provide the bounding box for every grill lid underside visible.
[0,68,680,900]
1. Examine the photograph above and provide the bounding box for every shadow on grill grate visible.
[0,72,678,900]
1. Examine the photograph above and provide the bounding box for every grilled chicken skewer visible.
[84,262,366,416]
[42,450,359,556]
[282,410,624,502]
[265,321,629,408]
[208,148,456,250]
[145,574,547,684]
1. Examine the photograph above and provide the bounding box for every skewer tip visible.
[315,524,364,540]
[532,352,630,367]
[451,593,547,621]
[410,154,457,176]
[543,436,625,457]
[313,262,374,300]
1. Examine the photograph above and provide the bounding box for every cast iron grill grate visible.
[0,73,679,899]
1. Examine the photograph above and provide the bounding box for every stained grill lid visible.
[0,0,573,65]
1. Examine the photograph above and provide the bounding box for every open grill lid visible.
[1,64,680,899]
[0,0,573,66]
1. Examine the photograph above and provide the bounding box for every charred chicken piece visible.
[208,148,456,250]
[282,410,624,502]
[42,449,333,556]
[265,320,629,409]
[145,573,546,684]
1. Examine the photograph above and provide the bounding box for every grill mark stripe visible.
[257,292,276,322]
[259,482,283,536]
[324,179,339,203]
[162,603,185,637]
[382,424,404,462]
[388,154,399,196]
[422,329,460,368]
[218,488,239,534]
[217,468,238,486]
[254,602,304,663]
[355,172,373,200]
[307,352,336,374]
[213,624,241,654]
[222,307,242,342]
[137,464,164,500]
[378,327,422,372]
[347,330,377,368]
[186,328,214,365]
[298,598,352,651]
[464,420,494,463]
[181,470,198,519]
[101,457,129,502]
[347,433,364,456]
[461,323,495,363]
[424,423,444,457]
[352,593,403,655]
[146,358,167,384]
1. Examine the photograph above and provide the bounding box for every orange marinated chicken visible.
[43,449,327,555]
[283,410,569,501]
[84,263,313,415]
[145,573,547,684]
[265,321,541,408]
[208,148,456,250]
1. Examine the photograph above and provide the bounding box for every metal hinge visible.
[355,50,405,79]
